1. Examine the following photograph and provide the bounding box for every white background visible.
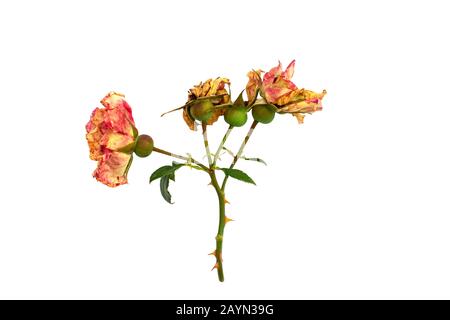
[0,0,449,299]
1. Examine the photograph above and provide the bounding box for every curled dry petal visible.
[282,60,296,80]
[245,69,262,103]
[93,150,132,187]
[277,89,327,113]
[278,89,327,123]
[182,107,196,131]
[85,92,136,187]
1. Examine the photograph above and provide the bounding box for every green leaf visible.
[169,161,180,181]
[149,163,184,183]
[233,90,245,108]
[160,175,173,204]
[221,168,256,185]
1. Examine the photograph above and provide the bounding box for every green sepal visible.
[233,90,245,108]
[124,154,133,177]
[132,125,139,138]
[117,142,136,154]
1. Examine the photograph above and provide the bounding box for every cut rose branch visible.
[85,60,326,282]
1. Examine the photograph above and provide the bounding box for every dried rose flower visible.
[183,77,231,130]
[85,92,137,187]
[246,60,326,123]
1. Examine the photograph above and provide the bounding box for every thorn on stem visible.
[224,198,230,204]
[225,216,234,224]
[211,262,219,271]
[208,250,216,257]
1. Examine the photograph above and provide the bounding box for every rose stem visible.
[202,122,213,167]
[212,125,234,167]
[153,146,208,171]
[208,171,226,282]
[208,120,259,282]
[221,120,258,190]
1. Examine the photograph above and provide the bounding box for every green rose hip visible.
[189,100,214,122]
[134,134,154,158]
[252,104,275,124]
[224,107,248,127]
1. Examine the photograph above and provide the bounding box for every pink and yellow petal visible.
[264,82,296,104]
[293,113,305,124]
[101,92,135,128]
[263,61,283,84]
[101,132,135,151]
[86,107,106,160]
[101,92,130,113]
[278,89,326,114]
[282,60,296,80]
[101,105,136,137]
[209,77,230,96]
[245,69,262,103]
[303,89,327,102]
[274,88,305,106]
[93,150,132,187]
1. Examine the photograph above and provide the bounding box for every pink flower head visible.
[246,60,326,124]
[85,92,137,187]
[262,60,297,104]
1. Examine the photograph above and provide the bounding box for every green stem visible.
[221,120,258,190]
[209,171,226,282]
[213,125,234,166]
[202,122,213,167]
[153,146,209,171]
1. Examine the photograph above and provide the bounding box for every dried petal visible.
[86,107,106,161]
[263,61,283,84]
[93,150,132,187]
[182,107,196,130]
[293,113,305,124]
[245,69,262,103]
[282,60,296,80]
[278,90,327,114]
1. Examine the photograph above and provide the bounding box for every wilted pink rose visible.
[246,60,326,123]
[85,92,137,187]
[262,60,297,104]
